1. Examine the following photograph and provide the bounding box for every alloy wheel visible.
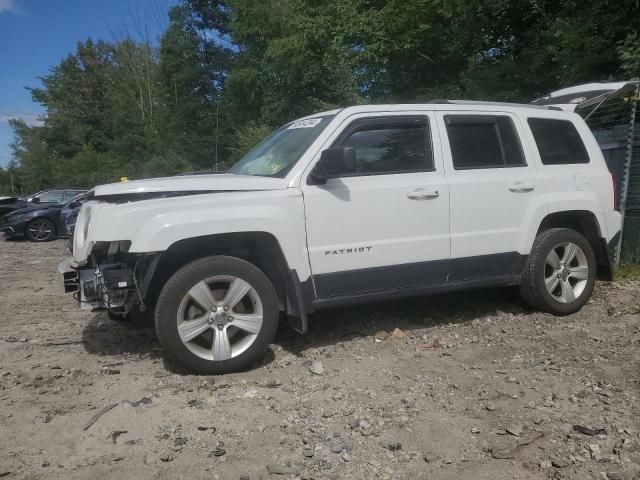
[176,275,263,361]
[544,242,589,304]
[28,220,53,241]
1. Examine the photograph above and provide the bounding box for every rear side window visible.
[445,115,525,170]
[528,118,589,165]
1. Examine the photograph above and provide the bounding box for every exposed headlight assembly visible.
[73,206,93,263]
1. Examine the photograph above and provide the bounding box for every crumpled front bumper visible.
[57,257,102,311]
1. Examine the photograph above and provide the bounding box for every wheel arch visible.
[535,210,612,280]
[146,232,307,330]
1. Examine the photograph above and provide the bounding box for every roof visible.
[303,101,566,121]
[430,99,562,111]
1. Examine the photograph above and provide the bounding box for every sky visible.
[0,0,177,167]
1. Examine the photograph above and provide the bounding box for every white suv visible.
[59,101,622,374]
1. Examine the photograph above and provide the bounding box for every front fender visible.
[88,190,312,281]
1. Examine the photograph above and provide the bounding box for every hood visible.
[93,173,288,200]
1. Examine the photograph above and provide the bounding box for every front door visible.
[302,113,451,298]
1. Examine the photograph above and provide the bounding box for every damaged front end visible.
[58,241,160,316]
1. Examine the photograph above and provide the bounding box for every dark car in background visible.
[59,192,90,236]
[1,190,89,242]
[0,188,87,218]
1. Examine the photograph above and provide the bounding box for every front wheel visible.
[519,228,596,315]
[155,256,279,374]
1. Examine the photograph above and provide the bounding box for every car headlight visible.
[73,206,93,262]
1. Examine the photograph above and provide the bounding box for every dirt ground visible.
[1,239,640,480]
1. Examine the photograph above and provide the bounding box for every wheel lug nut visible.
[217,324,223,330]
[212,306,217,312]
[228,316,233,322]
[223,305,229,311]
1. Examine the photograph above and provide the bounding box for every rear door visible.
[436,111,546,281]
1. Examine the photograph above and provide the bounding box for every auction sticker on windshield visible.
[288,118,323,129]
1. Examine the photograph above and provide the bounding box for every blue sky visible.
[0,0,177,167]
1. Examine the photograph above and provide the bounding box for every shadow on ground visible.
[274,286,527,355]
[82,312,160,356]
[81,286,528,374]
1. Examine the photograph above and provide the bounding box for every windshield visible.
[229,115,336,177]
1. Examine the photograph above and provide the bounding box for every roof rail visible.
[428,99,562,111]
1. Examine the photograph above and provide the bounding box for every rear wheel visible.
[519,228,596,315]
[26,218,55,242]
[155,256,279,374]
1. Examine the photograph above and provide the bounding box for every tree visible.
[158,3,233,170]
[8,0,640,190]
[8,119,52,191]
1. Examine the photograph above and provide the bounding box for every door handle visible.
[508,182,535,193]
[407,188,440,200]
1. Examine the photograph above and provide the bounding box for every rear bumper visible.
[604,210,623,243]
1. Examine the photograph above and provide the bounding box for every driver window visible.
[337,117,433,175]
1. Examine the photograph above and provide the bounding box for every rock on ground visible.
[1,239,640,479]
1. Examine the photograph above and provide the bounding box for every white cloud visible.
[0,113,44,127]
[0,0,23,15]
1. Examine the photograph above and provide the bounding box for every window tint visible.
[445,115,526,169]
[63,190,85,201]
[339,119,433,175]
[528,118,589,165]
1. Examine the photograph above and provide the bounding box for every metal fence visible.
[578,84,640,263]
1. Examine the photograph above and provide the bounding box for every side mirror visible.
[67,201,79,209]
[31,197,40,203]
[310,147,356,184]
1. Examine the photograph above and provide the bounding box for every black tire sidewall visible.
[26,218,55,242]
[155,256,279,374]
[532,229,597,315]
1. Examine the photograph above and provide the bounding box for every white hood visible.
[94,173,287,197]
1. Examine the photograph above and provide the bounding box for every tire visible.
[25,218,56,242]
[155,255,279,374]
[519,228,597,315]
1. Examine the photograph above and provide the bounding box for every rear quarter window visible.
[528,118,590,165]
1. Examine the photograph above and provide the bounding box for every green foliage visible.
[614,262,640,282]
[228,121,272,163]
[4,0,640,195]
[619,33,640,79]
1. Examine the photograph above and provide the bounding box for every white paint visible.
[72,102,622,290]
[94,173,287,196]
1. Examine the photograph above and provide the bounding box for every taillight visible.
[611,173,619,210]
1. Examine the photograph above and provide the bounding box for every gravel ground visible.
[1,239,640,480]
